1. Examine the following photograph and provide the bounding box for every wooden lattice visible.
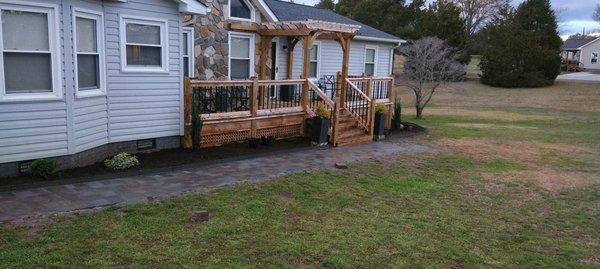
[256,124,302,138]
[201,130,251,147]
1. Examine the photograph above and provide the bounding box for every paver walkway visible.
[0,140,433,221]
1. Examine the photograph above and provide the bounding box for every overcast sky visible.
[288,0,600,38]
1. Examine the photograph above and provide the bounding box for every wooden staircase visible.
[335,108,373,147]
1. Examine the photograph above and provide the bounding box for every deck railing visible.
[348,76,394,102]
[307,80,335,117]
[345,78,372,132]
[257,79,304,111]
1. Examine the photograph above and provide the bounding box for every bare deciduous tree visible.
[450,0,510,36]
[401,37,464,119]
[594,4,600,23]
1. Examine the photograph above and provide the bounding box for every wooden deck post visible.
[331,96,340,146]
[251,76,259,138]
[258,36,273,107]
[338,37,351,107]
[301,35,314,112]
[182,77,193,149]
[366,77,375,135]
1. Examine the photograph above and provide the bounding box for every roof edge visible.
[175,0,211,14]
[354,35,405,45]
[252,0,279,22]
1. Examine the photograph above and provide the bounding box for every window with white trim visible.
[364,47,377,76]
[74,10,105,96]
[120,16,168,72]
[0,3,61,100]
[229,0,254,21]
[309,44,319,78]
[229,33,254,79]
[182,28,194,77]
[592,52,598,64]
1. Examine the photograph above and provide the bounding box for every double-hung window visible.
[309,44,319,78]
[73,9,105,97]
[229,0,254,21]
[229,32,254,79]
[364,46,377,76]
[0,3,61,101]
[120,16,168,73]
[182,27,194,77]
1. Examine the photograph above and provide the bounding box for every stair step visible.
[339,128,367,139]
[337,134,373,147]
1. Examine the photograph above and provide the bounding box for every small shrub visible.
[375,104,386,115]
[28,159,59,179]
[104,153,140,170]
[315,104,331,119]
[391,101,402,130]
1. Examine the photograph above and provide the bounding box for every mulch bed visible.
[0,137,312,192]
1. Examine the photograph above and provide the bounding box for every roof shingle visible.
[563,36,598,50]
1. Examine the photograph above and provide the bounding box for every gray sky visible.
[289,0,600,38]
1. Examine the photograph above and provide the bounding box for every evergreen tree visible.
[315,0,335,10]
[480,0,561,88]
[418,1,470,63]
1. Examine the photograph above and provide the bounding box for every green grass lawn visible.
[1,81,599,268]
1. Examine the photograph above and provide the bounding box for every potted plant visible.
[312,104,331,146]
[374,104,387,139]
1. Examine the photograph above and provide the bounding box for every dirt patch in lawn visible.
[420,108,554,121]
[482,169,599,193]
[447,123,538,130]
[433,137,587,163]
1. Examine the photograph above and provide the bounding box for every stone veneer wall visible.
[183,0,269,81]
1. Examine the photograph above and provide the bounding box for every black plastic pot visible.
[312,117,331,145]
[374,114,386,136]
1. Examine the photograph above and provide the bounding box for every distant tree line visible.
[314,0,562,88]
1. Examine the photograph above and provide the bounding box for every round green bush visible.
[104,153,140,170]
[28,159,59,179]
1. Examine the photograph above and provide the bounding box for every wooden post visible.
[366,77,375,135]
[287,37,298,79]
[301,35,314,112]
[258,36,272,107]
[339,38,351,107]
[182,77,193,149]
[251,77,259,138]
[331,96,340,146]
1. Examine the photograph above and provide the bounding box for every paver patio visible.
[0,139,433,222]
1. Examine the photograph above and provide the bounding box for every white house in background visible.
[0,0,404,177]
[562,36,600,71]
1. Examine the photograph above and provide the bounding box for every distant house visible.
[561,36,600,71]
[0,0,404,177]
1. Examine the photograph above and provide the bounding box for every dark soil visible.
[0,137,311,192]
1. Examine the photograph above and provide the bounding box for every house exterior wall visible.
[0,0,183,173]
[580,40,600,70]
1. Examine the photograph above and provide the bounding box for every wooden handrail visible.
[345,78,372,101]
[308,80,335,108]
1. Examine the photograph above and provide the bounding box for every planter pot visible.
[374,114,386,139]
[312,117,331,145]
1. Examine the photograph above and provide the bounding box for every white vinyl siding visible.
[288,39,395,79]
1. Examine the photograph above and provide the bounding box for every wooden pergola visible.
[230,20,361,105]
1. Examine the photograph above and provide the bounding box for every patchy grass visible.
[1,80,599,267]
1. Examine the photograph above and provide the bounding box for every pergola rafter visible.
[230,20,360,111]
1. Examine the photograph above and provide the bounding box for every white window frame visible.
[309,42,321,79]
[228,31,255,80]
[388,48,394,75]
[364,45,378,76]
[119,15,169,73]
[228,0,255,22]
[0,1,62,102]
[73,8,106,98]
[182,27,195,78]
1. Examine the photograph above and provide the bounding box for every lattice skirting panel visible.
[201,130,251,147]
[256,124,303,138]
